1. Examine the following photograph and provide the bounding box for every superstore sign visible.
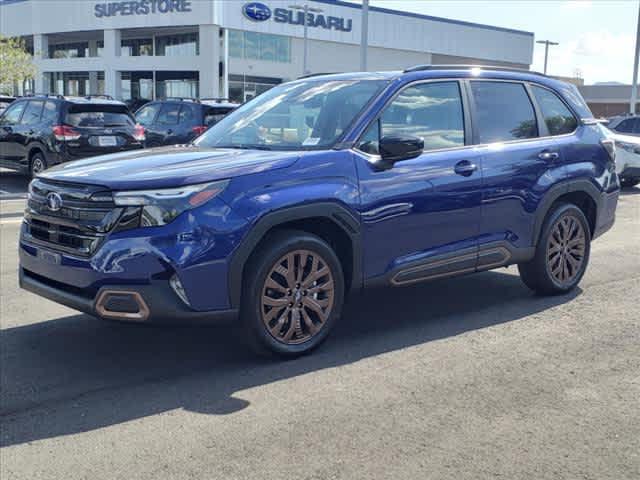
[94,0,192,18]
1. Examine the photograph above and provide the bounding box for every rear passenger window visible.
[471,81,537,143]
[41,101,58,124]
[156,104,180,125]
[531,85,577,136]
[359,81,465,154]
[615,119,635,133]
[19,101,44,125]
[135,104,160,126]
[178,105,196,124]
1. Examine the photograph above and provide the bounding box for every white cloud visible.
[533,30,635,84]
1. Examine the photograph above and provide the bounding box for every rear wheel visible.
[518,203,591,295]
[240,230,344,357]
[29,152,47,178]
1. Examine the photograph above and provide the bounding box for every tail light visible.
[52,125,81,141]
[600,139,616,163]
[192,125,208,136]
[133,124,145,142]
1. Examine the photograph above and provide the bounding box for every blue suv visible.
[19,66,620,357]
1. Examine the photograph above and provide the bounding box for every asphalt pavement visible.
[1,179,639,480]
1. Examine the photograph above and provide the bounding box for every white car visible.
[599,124,640,188]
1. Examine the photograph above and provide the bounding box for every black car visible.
[0,95,16,114]
[0,94,145,177]
[134,98,238,147]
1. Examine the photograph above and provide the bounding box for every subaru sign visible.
[242,2,352,32]
[243,2,271,22]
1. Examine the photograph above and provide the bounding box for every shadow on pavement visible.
[1,270,581,447]
[0,169,29,198]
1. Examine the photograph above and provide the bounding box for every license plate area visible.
[36,248,61,265]
[97,136,118,147]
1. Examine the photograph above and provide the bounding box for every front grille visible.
[24,179,125,257]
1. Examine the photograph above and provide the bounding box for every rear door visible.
[471,80,564,261]
[0,101,27,164]
[145,102,181,147]
[63,103,138,160]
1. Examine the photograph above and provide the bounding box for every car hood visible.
[39,145,301,190]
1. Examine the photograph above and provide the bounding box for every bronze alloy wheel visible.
[546,214,586,286]
[261,249,335,345]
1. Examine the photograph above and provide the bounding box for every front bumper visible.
[19,267,238,324]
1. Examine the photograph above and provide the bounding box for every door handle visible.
[454,160,478,177]
[538,150,559,161]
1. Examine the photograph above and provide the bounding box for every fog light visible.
[170,274,191,307]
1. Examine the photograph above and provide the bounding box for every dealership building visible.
[0,0,535,103]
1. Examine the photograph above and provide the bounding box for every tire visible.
[29,152,47,178]
[518,203,591,295]
[620,177,640,188]
[240,229,345,358]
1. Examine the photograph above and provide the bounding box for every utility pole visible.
[630,1,640,114]
[360,0,369,71]
[536,39,559,75]
[290,4,323,76]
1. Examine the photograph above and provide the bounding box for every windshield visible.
[194,79,388,150]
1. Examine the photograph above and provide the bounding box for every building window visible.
[121,38,153,57]
[228,74,282,103]
[155,33,198,56]
[155,71,199,99]
[49,42,89,59]
[229,30,290,63]
[120,71,154,100]
[46,72,105,96]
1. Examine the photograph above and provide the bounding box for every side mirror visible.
[379,135,424,163]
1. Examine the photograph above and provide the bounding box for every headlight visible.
[113,180,229,226]
[615,141,637,153]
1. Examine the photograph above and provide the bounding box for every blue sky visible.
[349,0,638,85]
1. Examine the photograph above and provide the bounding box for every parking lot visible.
[1,178,639,480]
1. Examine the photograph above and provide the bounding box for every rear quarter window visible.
[530,85,577,136]
[204,107,234,126]
[65,105,134,127]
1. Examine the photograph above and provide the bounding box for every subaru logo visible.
[243,2,271,21]
[46,192,63,212]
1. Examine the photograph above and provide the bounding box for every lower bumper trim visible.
[19,268,238,325]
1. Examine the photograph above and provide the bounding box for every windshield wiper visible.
[214,144,273,151]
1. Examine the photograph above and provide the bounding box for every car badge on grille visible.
[46,192,63,212]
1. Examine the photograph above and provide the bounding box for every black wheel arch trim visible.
[532,179,603,246]
[228,202,362,308]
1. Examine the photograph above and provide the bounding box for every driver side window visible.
[358,81,465,155]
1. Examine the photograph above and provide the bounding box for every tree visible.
[0,35,36,94]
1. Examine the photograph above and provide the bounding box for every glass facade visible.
[229,30,290,63]
[49,42,89,58]
[228,74,282,103]
[156,71,199,99]
[121,38,153,56]
[155,33,199,56]
[47,72,105,96]
[120,71,154,100]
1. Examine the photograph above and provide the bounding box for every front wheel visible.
[518,203,591,295]
[240,230,345,357]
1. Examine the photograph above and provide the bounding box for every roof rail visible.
[403,64,548,77]
[23,92,65,99]
[200,97,231,102]
[164,97,200,103]
[83,94,114,100]
[297,72,338,79]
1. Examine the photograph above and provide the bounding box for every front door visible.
[354,80,484,285]
[0,101,27,164]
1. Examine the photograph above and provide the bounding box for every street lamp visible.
[289,4,323,75]
[536,39,559,75]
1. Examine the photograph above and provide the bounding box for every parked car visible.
[598,123,640,188]
[134,98,239,147]
[19,67,619,357]
[0,94,145,177]
[608,114,640,136]
[0,95,16,114]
